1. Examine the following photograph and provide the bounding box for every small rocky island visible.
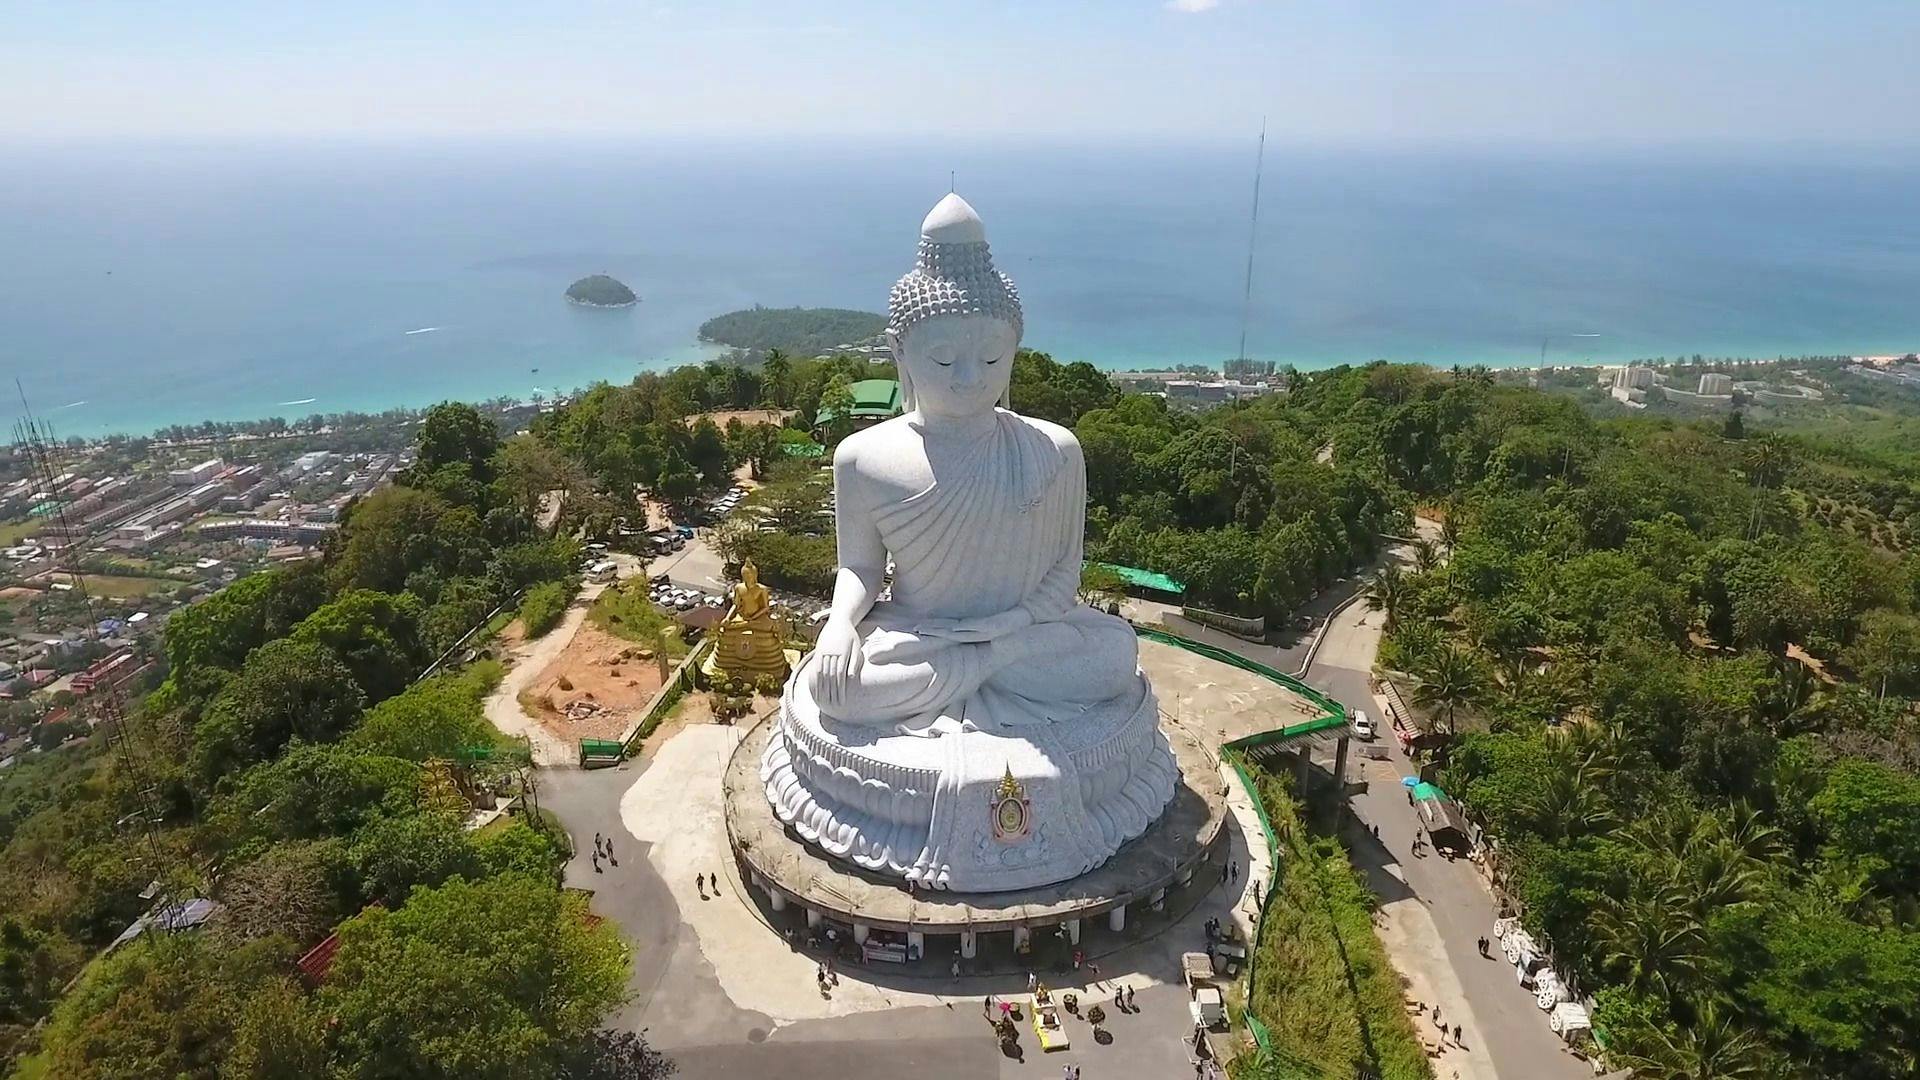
[565,274,639,308]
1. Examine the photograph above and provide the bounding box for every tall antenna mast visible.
[1235,118,1267,364]
[12,382,171,896]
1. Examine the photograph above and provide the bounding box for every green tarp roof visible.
[848,379,900,412]
[816,379,903,427]
[1412,781,1447,802]
[1087,561,1186,596]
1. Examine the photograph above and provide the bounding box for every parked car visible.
[1351,710,1376,740]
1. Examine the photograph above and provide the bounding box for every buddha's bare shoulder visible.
[832,418,907,466]
[1008,411,1082,459]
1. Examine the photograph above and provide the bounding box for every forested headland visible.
[696,306,885,359]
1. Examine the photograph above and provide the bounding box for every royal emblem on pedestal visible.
[990,765,1031,842]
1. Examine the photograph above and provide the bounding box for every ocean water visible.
[3,138,1917,438]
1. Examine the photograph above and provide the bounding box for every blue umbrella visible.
[1400,776,1419,788]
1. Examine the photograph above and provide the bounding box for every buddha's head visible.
[887,193,1023,418]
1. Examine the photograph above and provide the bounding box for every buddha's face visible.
[892,314,1018,419]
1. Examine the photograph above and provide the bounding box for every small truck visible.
[1183,952,1226,1029]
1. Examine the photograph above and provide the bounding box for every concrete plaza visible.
[527,637,1305,1079]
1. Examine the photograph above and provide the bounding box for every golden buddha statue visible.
[714,561,789,682]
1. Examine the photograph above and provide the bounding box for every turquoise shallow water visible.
[3,138,1916,437]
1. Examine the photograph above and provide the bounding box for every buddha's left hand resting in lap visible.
[802,194,1140,733]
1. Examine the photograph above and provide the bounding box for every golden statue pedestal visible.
[708,562,791,685]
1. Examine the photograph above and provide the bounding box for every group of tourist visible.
[590,831,618,873]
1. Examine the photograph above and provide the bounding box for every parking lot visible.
[633,484,832,629]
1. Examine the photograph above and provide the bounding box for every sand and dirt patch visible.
[518,620,669,744]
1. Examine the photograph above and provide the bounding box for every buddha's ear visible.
[889,329,917,412]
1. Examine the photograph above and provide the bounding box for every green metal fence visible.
[1136,627,1346,1079]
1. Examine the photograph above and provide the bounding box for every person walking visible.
[951,957,961,978]
[984,994,993,1017]
[1125,985,1135,1010]
[1027,970,1038,994]
[1453,1024,1462,1046]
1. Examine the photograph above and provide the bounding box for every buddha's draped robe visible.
[804,410,1139,730]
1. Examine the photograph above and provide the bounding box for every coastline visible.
[25,335,1914,444]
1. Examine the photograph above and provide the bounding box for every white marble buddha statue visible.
[762,193,1177,892]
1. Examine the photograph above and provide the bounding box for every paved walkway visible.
[536,748,1222,1080]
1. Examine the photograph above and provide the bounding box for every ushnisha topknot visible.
[887,193,1024,340]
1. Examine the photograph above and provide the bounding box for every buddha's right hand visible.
[813,616,864,705]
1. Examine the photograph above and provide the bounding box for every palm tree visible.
[1363,564,1409,632]
[1755,657,1829,737]
[1593,889,1705,1003]
[1619,999,1771,1080]
[1719,801,1786,864]
[1409,646,1488,736]
[1438,505,1462,552]
[1743,436,1792,491]
[1523,765,1616,843]
[1548,719,1630,783]
[1674,839,1766,915]
[1413,538,1440,575]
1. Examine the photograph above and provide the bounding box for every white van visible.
[1351,709,1376,740]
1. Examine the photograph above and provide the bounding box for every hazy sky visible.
[6,1,1917,143]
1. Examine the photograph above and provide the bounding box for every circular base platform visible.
[724,709,1228,934]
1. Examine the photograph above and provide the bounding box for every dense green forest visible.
[0,402,657,1078]
[696,305,885,357]
[1317,367,1920,1078]
[12,348,1920,1079]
